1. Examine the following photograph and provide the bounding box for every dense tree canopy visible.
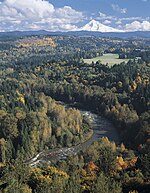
[0,35,150,193]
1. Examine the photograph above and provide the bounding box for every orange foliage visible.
[127,157,138,167]
[146,138,150,144]
[19,43,30,47]
[87,161,98,172]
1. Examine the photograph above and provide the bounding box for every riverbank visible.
[26,104,119,166]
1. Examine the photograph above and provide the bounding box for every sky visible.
[0,0,150,32]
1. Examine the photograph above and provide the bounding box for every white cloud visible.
[112,4,127,14]
[120,17,143,21]
[103,20,111,25]
[115,17,143,25]
[55,6,83,23]
[125,21,150,31]
[0,0,83,32]
[0,0,149,32]
[115,20,122,25]
[99,12,107,18]
[98,11,114,20]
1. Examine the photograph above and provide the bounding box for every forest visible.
[0,35,150,193]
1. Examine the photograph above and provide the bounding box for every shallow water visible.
[28,103,119,166]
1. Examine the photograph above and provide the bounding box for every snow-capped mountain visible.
[81,20,124,32]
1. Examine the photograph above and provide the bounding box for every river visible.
[27,103,119,166]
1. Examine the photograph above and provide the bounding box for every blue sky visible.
[0,0,150,32]
[50,0,150,17]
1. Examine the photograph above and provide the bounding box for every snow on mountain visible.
[81,20,124,32]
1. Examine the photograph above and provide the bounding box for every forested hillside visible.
[0,35,150,193]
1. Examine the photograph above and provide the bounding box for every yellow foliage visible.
[111,106,119,115]
[56,127,62,137]
[15,110,26,119]
[31,167,42,174]
[143,78,149,86]
[116,156,127,170]
[120,143,126,152]
[0,162,5,168]
[31,166,69,184]
[17,37,57,49]
[101,137,110,145]
[44,37,57,47]
[0,138,6,145]
[109,47,115,52]
[0,110,7,117]
[116,156,125,165]
[46,166,69,179]
[80,169,87,177]
[38,175,52,184]
[76,124,80,133]
[16,90,25,104]
[111,142,117,152]
[128,85,133,93]
[31,127,40,150]
[37,66,40,71]
[20,184,32,193]
[136,75,142,84]
[132,80,137,91]
[116,156,138,171]
[42,126,51,142]
[118,81,123,88]
[18,96,25,104]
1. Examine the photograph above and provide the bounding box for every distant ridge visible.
[0,30,150,39]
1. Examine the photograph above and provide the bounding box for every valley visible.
[0,33,150,193]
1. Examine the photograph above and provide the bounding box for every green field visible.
[83,53,130,66]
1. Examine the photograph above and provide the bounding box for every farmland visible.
[83,53,130,66]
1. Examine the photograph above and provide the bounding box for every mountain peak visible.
[89,19,100,24]
[81,20,124,33]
